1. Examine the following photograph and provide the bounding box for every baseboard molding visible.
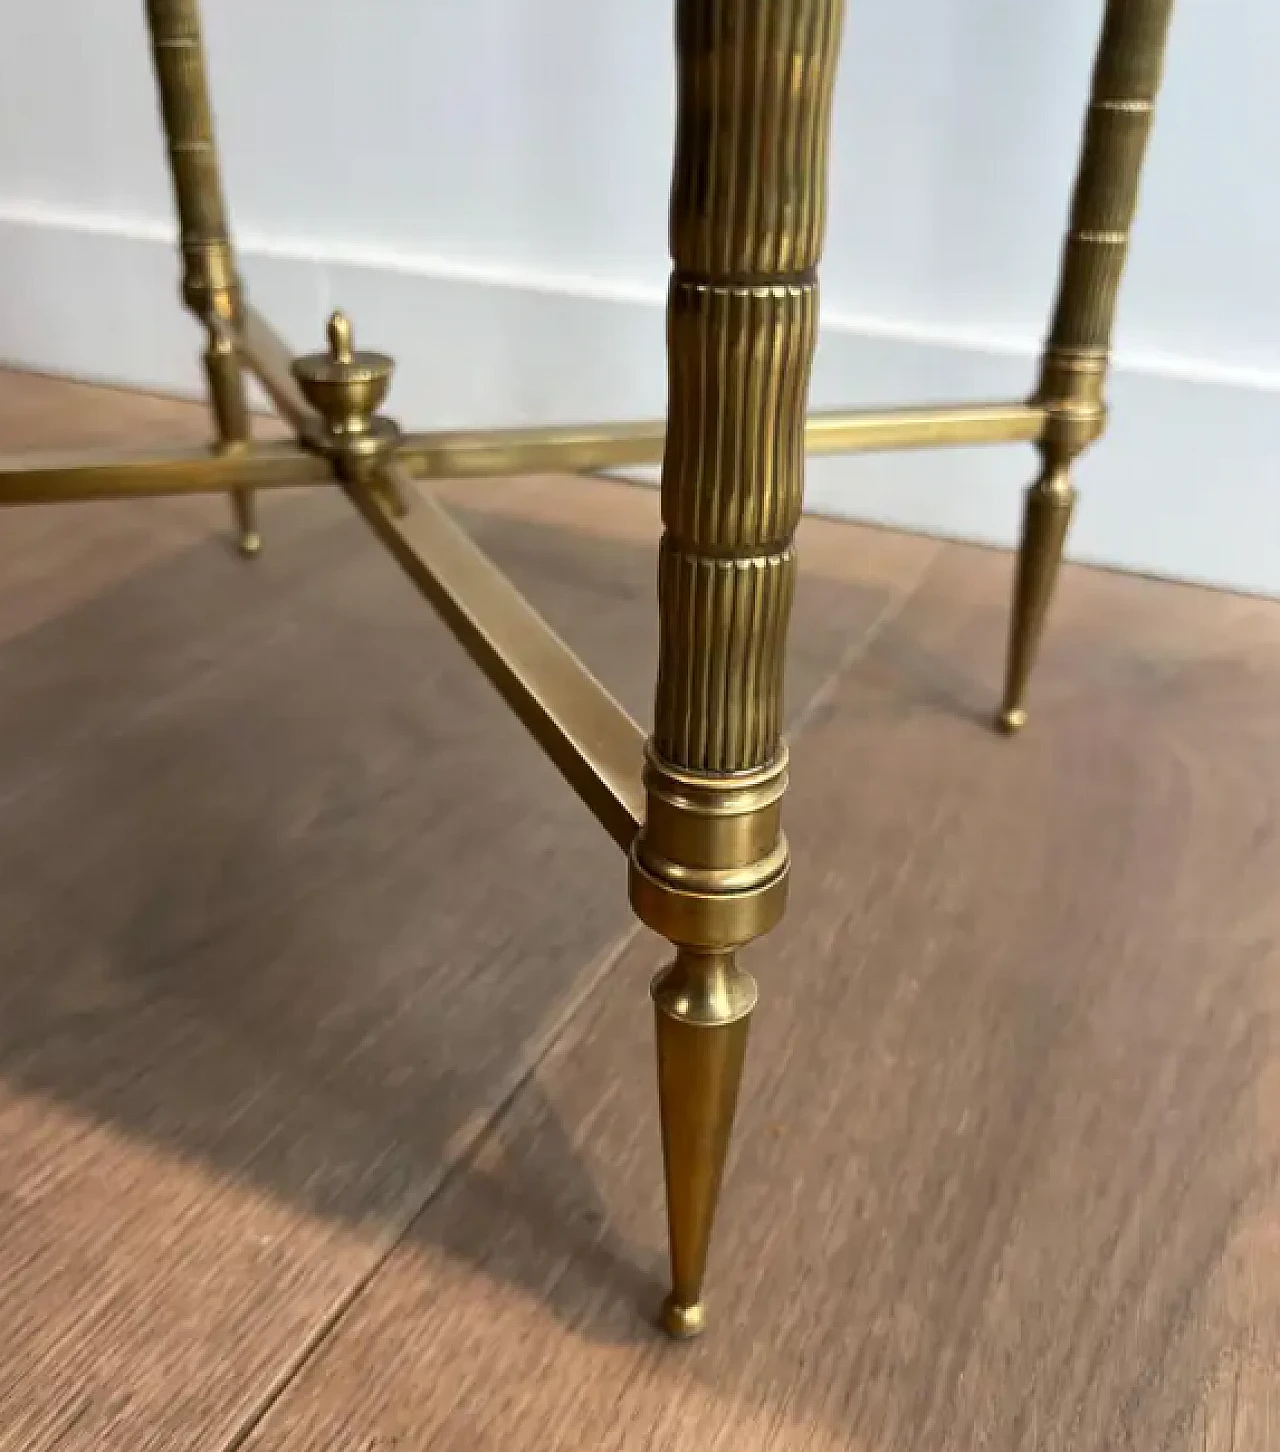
[2,204,1278,596]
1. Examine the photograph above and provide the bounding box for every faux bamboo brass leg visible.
[144,0,259,556]
[630,0,845,1338]
[999,0,1176,732]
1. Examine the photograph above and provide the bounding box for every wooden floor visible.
[1,370,1277,1452]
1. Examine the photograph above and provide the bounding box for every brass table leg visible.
[144,0,259,556]
[999,0,1175,733]
[629,0,845,1338]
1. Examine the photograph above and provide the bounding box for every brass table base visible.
[1,0,1174,1337]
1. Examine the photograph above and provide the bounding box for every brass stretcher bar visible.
[0,440,329,506]
[393,399,1046,480]
[351,461,646,852]
[0,395,1046,505]
[1,0,1175,1338]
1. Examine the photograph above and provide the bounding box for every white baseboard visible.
[2,203,1278,596]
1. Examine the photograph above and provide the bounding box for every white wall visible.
[1,1,1278,593]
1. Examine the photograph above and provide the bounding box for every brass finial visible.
[291,309,399,479]
[327,310,354,365]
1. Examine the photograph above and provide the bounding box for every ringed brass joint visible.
[629,746,790,952]
[1035,347,1109,463]
[181,240,242,328]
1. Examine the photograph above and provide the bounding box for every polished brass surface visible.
[630,747,790,951]
[652,951,757,1340]
[395,399,1045,481]
[292,312,403,520]
[803,399,1045,455]
[0,0,1172,1344]
[0,441,331,506]
[350,462,646,851]
[398,418,667,480]
[629,0,845,1338]
[292,312,400,472]
[999,0,1176,733]
[144,0,258,555]
[999,469,1076,735]
[143,0,239,321]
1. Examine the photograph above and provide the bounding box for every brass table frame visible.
[1,0,1173,1338]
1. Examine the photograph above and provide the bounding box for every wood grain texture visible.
[0,370,938,1452]
[243,544,1280,1452]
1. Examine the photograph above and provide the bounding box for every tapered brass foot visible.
[660,1297,707,1341]
[230,487,261,557]
[998,463,1075,734]
[652,951,757,1340]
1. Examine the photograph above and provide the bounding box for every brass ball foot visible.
[661,1296,706,1340]
[996,707,1027,736]
[235,531,263,559]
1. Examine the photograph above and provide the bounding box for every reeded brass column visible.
[629,0,845,1338]
[999,0,1176,733]
[144,0,258,556]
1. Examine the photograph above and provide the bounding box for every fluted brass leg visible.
[1000,0,1176,731]
[652,951,757,1338]
[631,0,845,1338]
[144,0,259,556]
